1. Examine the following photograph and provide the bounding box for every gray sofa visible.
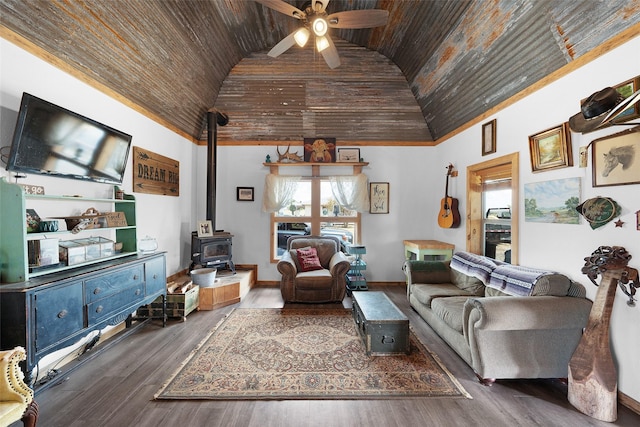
[404,251,592,384]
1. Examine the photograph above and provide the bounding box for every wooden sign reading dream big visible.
[133,147,180,196]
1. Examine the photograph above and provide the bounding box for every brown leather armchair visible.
[277,235,351,303]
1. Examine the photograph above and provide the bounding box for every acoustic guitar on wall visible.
[438,163,461,228]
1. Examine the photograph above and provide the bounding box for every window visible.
[483,184,512,263]
[270,178,361,261]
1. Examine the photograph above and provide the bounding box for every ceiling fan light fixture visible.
[316,36,329,52]
[294,28,310,47]
[312,18,328,37]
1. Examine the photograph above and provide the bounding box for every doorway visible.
[467,153,519,265]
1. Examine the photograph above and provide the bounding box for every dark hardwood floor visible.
[25,285,640,427]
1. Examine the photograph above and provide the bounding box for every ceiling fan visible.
[256,0,389,69]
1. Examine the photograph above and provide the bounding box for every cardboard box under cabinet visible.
[138,285,200,321]
[199,281,240,310]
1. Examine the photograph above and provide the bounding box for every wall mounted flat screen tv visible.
[6,92,132,185]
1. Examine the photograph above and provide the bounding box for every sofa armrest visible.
[277,251,297,277]
[329,251,351,276]
[462,296,593,380]
[463,296,592,333]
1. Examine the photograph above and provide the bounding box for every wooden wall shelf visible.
[264,162,368,175]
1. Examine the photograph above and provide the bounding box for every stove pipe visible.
[206,109,229,231]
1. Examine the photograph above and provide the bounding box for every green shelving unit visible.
[0,178,138,283]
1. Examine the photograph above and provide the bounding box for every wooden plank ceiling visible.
[1,0,639,145]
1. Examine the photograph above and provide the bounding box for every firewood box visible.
[138,283,199,322]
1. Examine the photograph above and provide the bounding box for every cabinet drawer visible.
[87,284,145,325]
[145,256,166,296]
[34,282,83,351]
[85,265,144,303]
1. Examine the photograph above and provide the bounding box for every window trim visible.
[466,153,519,264]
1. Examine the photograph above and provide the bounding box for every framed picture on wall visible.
[528,122,573,172]
[237,187,254,201]
[369,182,389,214]
[591,125,640,187]
[612,75,640,124]
[482,119,496,155]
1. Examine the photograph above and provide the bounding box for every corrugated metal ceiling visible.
[1,0,639,144]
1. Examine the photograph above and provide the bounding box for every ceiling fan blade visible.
[267,31,297,57]
[320,35,340,69]
[312,0,330,13]
[327,10,389,29]
[255,0,306,19]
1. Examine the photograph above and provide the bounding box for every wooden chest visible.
[138,285,199,321]
[351,291,410,356]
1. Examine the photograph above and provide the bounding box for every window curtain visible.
[330,173,369,212]
[262,174,301,212]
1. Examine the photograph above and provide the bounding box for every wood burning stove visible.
[191,231,235,272]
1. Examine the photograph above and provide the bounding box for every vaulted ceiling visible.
[1,1,639,145]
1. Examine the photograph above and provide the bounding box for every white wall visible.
[430,35,640,402]
[2,32,639,403]
[0,38,197,275]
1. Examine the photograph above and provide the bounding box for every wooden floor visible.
[26,285,640,427]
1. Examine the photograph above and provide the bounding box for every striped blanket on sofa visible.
[451,251,558,296]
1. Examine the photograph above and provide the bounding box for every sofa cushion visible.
[488,265,571,296]
[295,269,333,289]
[406,260,451,284]
[450,268,485,295]
[530,273,572,296]
[450,251,499,284]
[411,284,473,308]
[431,296,469,333]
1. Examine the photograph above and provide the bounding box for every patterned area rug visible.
[155,308,471,400]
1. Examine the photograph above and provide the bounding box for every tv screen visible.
[6,93,132,185]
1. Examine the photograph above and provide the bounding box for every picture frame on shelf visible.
[26,208,41,233]
[482,119,496,155]
[369,182,389,214]
[591,125,640,187]
[237,187,254,201]
[337,148,360,162]
[528,122,573,172]
[197,220,213,238]
[303,137,336,162]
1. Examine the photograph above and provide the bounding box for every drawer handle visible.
[57,310,67,319]
[96,305,104,314]
[135,289,142,296]
[133,275,139,280]
[382,335,395,344]
[93,288,102,295]
[153,274,158,279]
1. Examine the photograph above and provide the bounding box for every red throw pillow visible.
[296,247,323,272]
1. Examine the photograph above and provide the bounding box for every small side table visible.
[403,240,454,261]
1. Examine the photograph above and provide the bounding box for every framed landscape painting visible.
[524,177,581,224]
[528,123,573,172]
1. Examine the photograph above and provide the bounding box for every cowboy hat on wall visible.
[569,87,640,133]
